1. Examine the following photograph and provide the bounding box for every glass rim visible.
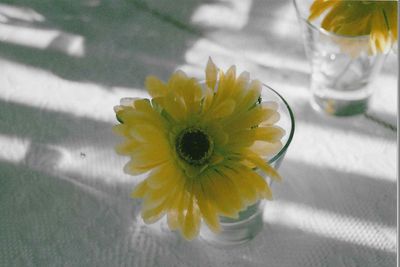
[262,83,295,164]
[292,0,370,40]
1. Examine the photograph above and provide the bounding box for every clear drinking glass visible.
[199,84,295,247]
[293,0,388,116]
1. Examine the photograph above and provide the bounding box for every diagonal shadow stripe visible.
[254,223,396,266]
[0,0,200,88]
[287,97,397,140]
[363,112,397,132]
[128,0,202,36]
[0,159,144,266]
[275,159,396,227]
[0,98,114,148]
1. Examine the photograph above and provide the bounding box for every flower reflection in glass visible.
[113,58,284,240]
[308,0,398,54]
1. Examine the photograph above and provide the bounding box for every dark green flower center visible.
[176,128,213,166]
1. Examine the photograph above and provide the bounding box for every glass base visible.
[311,94,369,116]
[199,201,264,247]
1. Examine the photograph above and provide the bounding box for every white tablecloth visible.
[0,0,397,266]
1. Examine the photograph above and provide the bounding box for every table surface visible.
[0,1,397,266]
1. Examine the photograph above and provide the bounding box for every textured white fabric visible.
[0,0,397,266]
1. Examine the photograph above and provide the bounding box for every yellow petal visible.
[233,164,272,200]
[215,65,236,103]
[166,182,185,230]
[231,71,250,99]
[142,200,168,224]
[168,70,188,92]
[133,99,153,112]
[193,182,220,233]
[132,144,170,166]
[124,161,152,175]
[206,57,218,90]
[182,197,201,240]
[241,159,256,169]
[142,181,177,211]
[129,145,170,169]
[162,94,187,121]
[254,126,285,143]
[129,124,167,143]
[146,76,168,98]
[114,108,132,124]
[236,79,261,111]
[201,86,214,114]
[116,108,164,130]
[224,106,278,132]
[250,140,283,157]
[244,168,273,200]
[221,166,258,206]
[131,180,149,198]
[321,2,347,31]
[146,162,181,189]
[243,149,282,181]
[167,210,180,231]
[209,153,224,166]
[227,129,255,147]
[308,0,337,21]
[387,4,397,40]
[177,191,190,231]
[203,170,241,217]
[115,140,140,155]
[206,123,229,146]
[208,99,235,119]
[262,111,280,125]
[335,14,371,36]
[177,78,203,115]
[370,10,391,53]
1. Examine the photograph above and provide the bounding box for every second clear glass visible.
[293,0,388,116]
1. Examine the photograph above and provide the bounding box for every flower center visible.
[176,128,213,166]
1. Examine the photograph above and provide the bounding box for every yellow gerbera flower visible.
[113,58,284,240]
[308,0,398,54]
